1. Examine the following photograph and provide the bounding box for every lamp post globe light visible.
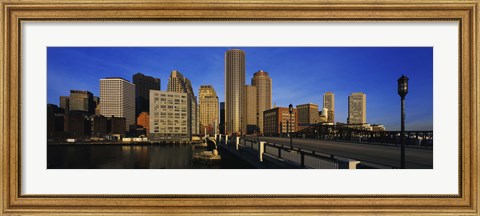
[397,74,409,169]
[289,103,294,150]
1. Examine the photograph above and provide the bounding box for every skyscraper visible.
[168,70,194,95]
[245,85,257,131]
[225,49,246,134]
[133,73,160,117]
[167,70,199,135]
[348,92,367,124]
[100,77,136,129]
[251,70,272,133]
[199,85,219,135]
[323,92,335,123]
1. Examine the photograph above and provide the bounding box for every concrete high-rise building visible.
[167,70,199,135]
[323,92,335,123]
[199,85,219,135]
[100,77,136,129]
[245,85,257,127]
[219,102,225,134]
[348,92,367,124]
[263,107,298,135]
[69,90,95,114]
[251,70,272,133]
[60,90,95,115]
[133,73,160,117]
[168,70,194,95]
[296,103,320,124]
[149,90,190,142]
[225,49,246,134]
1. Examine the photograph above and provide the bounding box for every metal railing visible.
[218,135,374,169]
[261,141,339,169]
[267,124,433,148]
[216,134,397,169]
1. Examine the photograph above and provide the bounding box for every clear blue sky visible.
[47,47,433,131]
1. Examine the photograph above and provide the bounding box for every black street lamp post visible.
[289,104,293,150]
[398,75,409,169]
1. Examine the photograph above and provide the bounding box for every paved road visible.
[252,136,433,169]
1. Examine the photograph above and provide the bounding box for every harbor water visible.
[47,144,253,169]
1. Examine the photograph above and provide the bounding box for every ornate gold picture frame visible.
[1,0,478,215]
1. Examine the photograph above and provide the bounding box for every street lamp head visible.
[397,74,409,98]
[289,103,293,114]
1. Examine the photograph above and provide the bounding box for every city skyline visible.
[47,47,433,131]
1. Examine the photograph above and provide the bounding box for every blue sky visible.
[47,47,433,131]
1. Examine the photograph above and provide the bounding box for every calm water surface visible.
[47,144,253,169]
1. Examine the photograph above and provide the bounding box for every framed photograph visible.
[1,0,478,215]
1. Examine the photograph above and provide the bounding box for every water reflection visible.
[47,144,251,169]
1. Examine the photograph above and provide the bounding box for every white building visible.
[100,77,135,129]
[149,90,190,142]
[348,92,367,124]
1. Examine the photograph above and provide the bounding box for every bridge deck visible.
[251,136,433,169]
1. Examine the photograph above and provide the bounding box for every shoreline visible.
[47,141,204,146]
